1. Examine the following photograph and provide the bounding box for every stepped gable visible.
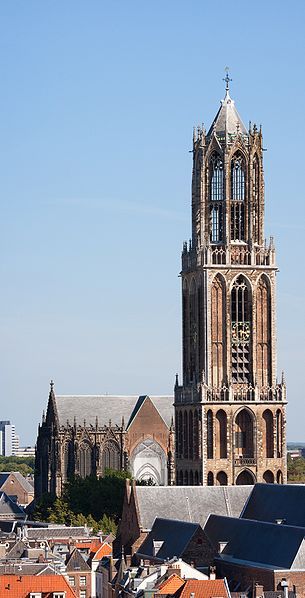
[134,485,252,530]
[241,483,305,526]
[54,394,173,428]
[204,514,305,569]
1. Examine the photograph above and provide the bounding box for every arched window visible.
[207,410,213,459]
[207,471,214,486]
[216,471,228,486]
[79,443,92,478]
[184,471,189,485]
[102,441,120,472]
[211,275,225,387]
[263,470,274,483]
[183,411,188,459]
[276,410,283,458]
[188,411,193,459]
[277,470,283,484]
[231,276,252,383]
[216,410,227,459]
[257,276,271,387]
[235,409,255,458]
[209,153,224,243]
[189,279,197,383]
[236,469,255,485]
[62,441,73,481]
[195,471,199,485]
[190,470,194,485]
[182,279,189,384]
[194,410,199,460]
[231,152,246,241]
[178,411,183,459]
[263,409,274,458]
[252,155,260,243]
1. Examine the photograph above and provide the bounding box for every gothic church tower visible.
[174,75,287,486]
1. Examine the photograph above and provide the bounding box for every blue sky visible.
[0,1,304,444]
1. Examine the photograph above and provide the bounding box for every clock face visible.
[232,322,250,343]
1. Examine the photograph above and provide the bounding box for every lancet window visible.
[207,410,213,459]
[231,153,246,241]
[252,155,260,243]
[231,275,252,383]
[256,276,271,387]
[211,275,225,387]
[209,153,224,243]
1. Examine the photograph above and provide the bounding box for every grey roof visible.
[54,394,173,429]
[26,526,89,540]
[0,472,34,494]
[6,539,27,559]
[66,547,90,571]
[207,89,247,137]
[204,514,305,570]
[0,492,25,516]
[241,483,305,527]
[135,485,252,530]
[0,563,56,575]
[136,517,200,561]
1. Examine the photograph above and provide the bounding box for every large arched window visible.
[189,279,197,383]
[79,442,92,478]
[194,410,199,460]
[209,153,224,243]
[183,411,189,459]
[178,411,183,459]
[235,409,255,458]
[62,441,73,482]
[207,410,213,459]
[263,409,274,458]
[102,441,120,472]
[276,410,283,458]
[216,410,227,459]
[182,279,189,384]
[256,276,271,387]
[207,471,214,486]
[231,152,246,241]
[231,275,252,383]
[252,154,260,243]
[211,275,226,387]
[188,411,193,459]
[216,471,228,486]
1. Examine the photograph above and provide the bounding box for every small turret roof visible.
[207,86,247,138]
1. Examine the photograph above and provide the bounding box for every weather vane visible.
[223,66,232,92]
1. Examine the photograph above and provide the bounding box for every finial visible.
[121,415,125,429]
[42,410,45,424]
[175,373,179,387]
[223,66,232,94]
[281,370,286,385]
[50,380,54,392]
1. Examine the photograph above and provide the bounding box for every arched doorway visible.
[131,438,167,485]
[277,470,283,484]
[207,471,214,486]
[263,470,274,483]
[236,469,255,485]
[216,471,228,486]
[234,409,255,458]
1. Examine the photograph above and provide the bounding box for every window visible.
[231,153,246,241]
[53,594,65,598]
[30,594,42,598]
[80,576,87,586]
[80,591,87,598]
[231,276,252,383]
[209,153,224,243]
[68,576,75,586]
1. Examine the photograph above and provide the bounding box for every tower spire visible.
[223,66,232,96]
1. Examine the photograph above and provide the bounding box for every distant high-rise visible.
[174,74,287,486]
[0,421,20,456]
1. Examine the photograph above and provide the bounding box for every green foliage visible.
[0,455,35,476]
[287,454,305,482]
[32,468,130,535]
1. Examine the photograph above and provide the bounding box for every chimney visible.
[281,578,289,598]
[210,566,216,580]
[254,583,264,598]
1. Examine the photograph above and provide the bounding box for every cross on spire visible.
[223,66,232,93]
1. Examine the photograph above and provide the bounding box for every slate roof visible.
[241,483,305,527]
[204,514,305,570]
[0,491,25,516]
[26,526,89,540]
[0,563,55,575]
[54,394,173,428]
[66,547,90,571]
[207,89,247,137]
[135,485,252,530]
[0,472,34,494]
[136,518,200,561]
[6,539,27,559]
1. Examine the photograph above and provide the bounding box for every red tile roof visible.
[92,542,112,561]
[157,573,185,594]
[0,573,78,597]
[178,579,229,598]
